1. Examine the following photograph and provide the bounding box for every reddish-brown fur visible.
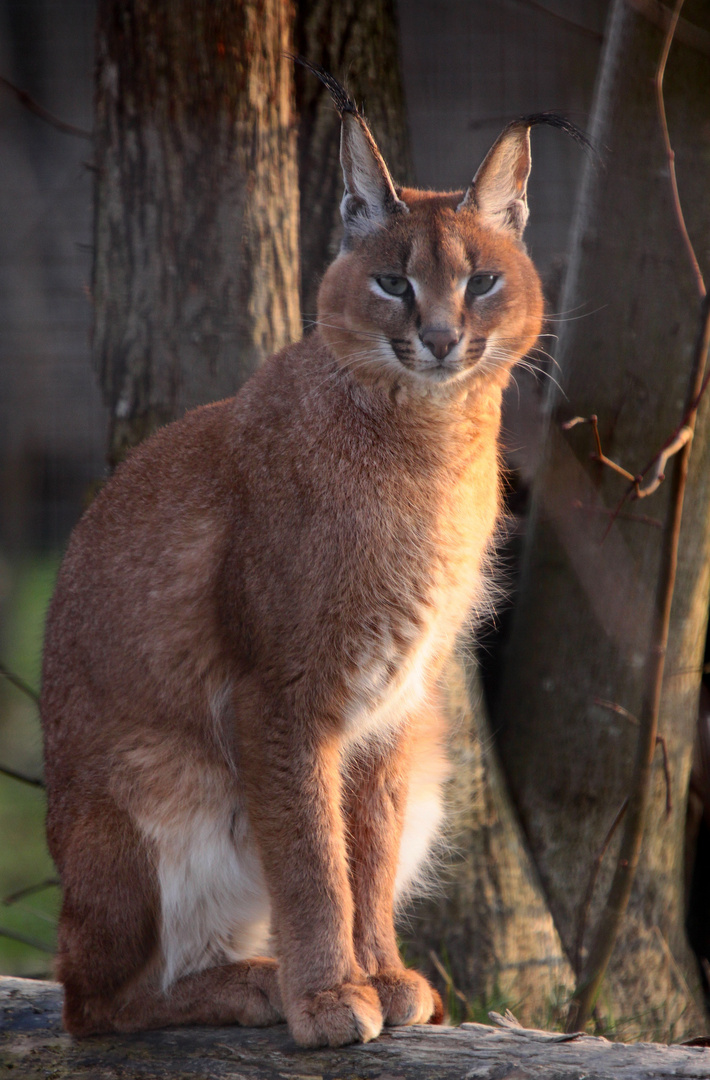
[41,100,543,1047]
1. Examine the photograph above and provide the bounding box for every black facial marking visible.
[467,337,487,362]
[390,339,417,368]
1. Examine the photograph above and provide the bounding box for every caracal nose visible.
[419,327,461,360]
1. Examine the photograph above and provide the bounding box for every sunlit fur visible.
[319,187,542,400]
[41,98,543,1049]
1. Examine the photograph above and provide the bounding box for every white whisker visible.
[303,316,390,344]
[544,304,607,324]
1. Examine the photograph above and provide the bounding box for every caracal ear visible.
[458,121,532,239]
[338,112,409,245]
[291,57,408,246]
[458,113,593,239]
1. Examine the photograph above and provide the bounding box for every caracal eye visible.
[467,273,499,298]
[375,274,410,297]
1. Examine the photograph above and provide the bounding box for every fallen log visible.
[2,976,710,1079]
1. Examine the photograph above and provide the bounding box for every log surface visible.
[2,976,710,1079]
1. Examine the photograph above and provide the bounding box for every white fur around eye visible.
[369,277,409,301]
[468,274,504,298]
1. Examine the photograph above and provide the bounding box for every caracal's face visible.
[318,188,543,394]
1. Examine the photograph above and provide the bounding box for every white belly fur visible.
[138,780,443,988]
[138,802,271,989]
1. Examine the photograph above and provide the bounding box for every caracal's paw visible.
[369,967,444,1027]
[288,982,383,1047]
[241,957,286,1026]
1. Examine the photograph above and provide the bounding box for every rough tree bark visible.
[294,0,413,320]
[497,0,710,1039]
[406,659,574,1026]
[5,977,710,1079]
[93,0,301,466]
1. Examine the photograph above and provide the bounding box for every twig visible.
[562,415,636,482]
[0,75,92,141]
[0,661,40,704]
[593,699,673,815]
[653,0,706,300]
[574,798,628,977]
[635,427,693,498]
[656,733,672,816]
[428,949,469,1006]
[0,926,54,953]
[570,499,662,528]
[593,698,638,725]
[0,764,44,788]
[562,416,692,501]
[628,373,709,511]
[566,1,709,1030]
[627,0,710,57]
[3,879,59,906]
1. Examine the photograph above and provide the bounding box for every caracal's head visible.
[314,72,556,398]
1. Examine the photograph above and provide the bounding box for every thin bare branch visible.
[428,949,469,1006]
[653,0,705,299]
[0,926,54,953]
[573,502,662,528]
[0,764,44,788]
[563,416,692,502]
[0,75,92,141]
[656,733,672,816]
[635,427,693,498]
[574,799,628,977]
[627,0,710,56]
[593,698,638,725]
[0,661,40,704]
[3,879,59,906]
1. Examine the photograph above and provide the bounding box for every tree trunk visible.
[405,658,574,1027]
[497,0,710,1039]
[93,0,301,467]
[294,0,413,322]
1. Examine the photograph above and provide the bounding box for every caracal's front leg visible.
[236,705,382,1048]
[342,721,444,1027]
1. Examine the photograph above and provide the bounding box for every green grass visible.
[0,554,61,976]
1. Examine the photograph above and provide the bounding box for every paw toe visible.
[370,968,440,1026]
[289,982,383,1047]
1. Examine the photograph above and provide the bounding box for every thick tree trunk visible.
[497,0,710,1039]
[294,0,413,322]
[405,659,574,1027]
[93,0,301,466]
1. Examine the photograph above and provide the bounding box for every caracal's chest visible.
[340,460,498,746]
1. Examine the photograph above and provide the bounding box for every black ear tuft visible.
[289,54,408,246]
[288,55,361,119]
[515,112,595,156]
[458,112,595,239]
